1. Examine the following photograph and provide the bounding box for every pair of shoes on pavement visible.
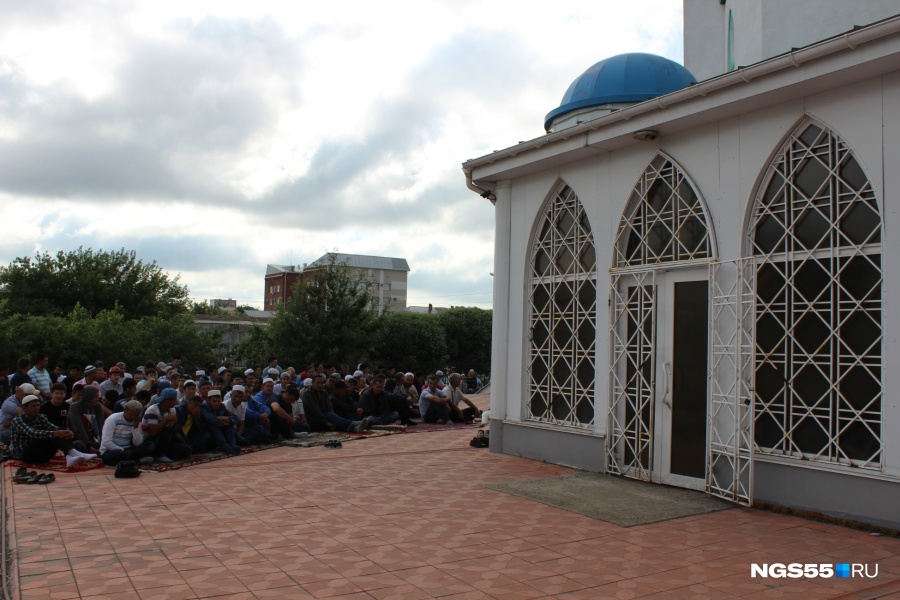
[13,468,54,484]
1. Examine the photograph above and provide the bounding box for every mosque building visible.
[463,0,900,529]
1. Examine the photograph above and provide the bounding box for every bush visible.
[372,312,448,372]
[436,307,492,373]
[0,303,219,369]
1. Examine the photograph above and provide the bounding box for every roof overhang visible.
[463,16,900,187]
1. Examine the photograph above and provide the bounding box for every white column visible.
[491,181,512,421]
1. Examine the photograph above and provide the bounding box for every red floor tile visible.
[6,394,900,599]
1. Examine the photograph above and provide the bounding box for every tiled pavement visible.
[6,395,900,599]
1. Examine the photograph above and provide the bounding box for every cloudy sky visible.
[0,0,683,310]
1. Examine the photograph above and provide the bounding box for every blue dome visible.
[544,53,697,131]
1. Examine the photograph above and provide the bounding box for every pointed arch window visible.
[527,184,597,428]
[749,121,882,469]
[613,153,712,269]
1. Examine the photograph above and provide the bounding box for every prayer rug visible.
[6,456,105,474]
[139,442,284,473]
[282,428,401,448]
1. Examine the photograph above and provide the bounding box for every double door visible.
[608,269,709,489]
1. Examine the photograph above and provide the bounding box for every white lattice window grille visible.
[527,185,597,428]
[749,121,882,469]
[607,273,656,480]
[613,153,712,269]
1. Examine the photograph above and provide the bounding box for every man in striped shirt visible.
[27,355,52,401]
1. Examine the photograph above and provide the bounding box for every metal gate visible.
[607,271,656,481]
[707,260,754,505]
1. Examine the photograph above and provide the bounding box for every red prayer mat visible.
[6,455,105,474]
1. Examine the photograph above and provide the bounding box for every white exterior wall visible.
[683,0,727,82]
[685,0,899,82]
[759,1,900,61]
[496,73,898,480]
[878,70,900,481]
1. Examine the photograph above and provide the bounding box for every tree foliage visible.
[436,307,492,373]
[191,301,229,316]
[372,312,448,372]
[266,253,381,366]
[230,324,273,367]
[0,303,218,369]
[0,247,191,319]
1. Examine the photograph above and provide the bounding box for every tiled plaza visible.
[6,395,900,599]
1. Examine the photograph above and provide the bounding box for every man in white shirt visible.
[444,373,483,423]
[100,400,154,465]
[224,385,265,445]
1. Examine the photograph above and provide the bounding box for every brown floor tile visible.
[300,577,365,598]
[183,570,250,596]
[6,398,900,600]
[135,583,198,600]
[75,576,138,597]
[18,557,73,576]
[19,571,77,590]
[366,583,433,600]
[252,585,315,598]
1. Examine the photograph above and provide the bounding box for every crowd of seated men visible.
[0,356,484,466]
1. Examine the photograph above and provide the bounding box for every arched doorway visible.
[607,153,715,487]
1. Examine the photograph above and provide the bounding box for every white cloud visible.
[0,0,684,310]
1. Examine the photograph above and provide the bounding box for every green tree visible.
[235,304,260,315]
[437,307,492,373]
[0,304,218,369]
[0,247,191,319]
[231,324,273,367]
[191,301,229,316]
[372,312,448,372]
[266,253,381,366]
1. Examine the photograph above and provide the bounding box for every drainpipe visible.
[463,167,496,203]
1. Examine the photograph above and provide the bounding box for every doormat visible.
[485,472,733,527]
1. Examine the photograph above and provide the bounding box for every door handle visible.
[661,362,672,409]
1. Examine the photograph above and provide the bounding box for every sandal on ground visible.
[323,440,342,449]
[14,467,27,479]
[24,472,42,484]
[14,470,36,484]
[36,474,54,485]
